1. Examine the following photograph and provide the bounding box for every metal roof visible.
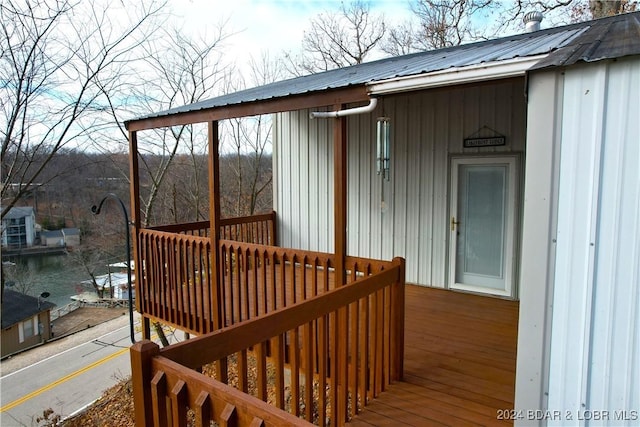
[532,11,640,69]
[126,11,640,127]
[3,206,34,220]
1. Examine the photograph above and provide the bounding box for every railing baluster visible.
[150,371,168,427]
[290,326,300,416]
[220,403,237,427]
[358,295,369,407]
[194,391,210,427]
[170,380,187,426]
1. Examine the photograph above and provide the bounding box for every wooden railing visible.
[131,257,405,427]
[136,223,394,336]
[137,212,277,333]
[220,211,277,246]
[136,229,215,333]
[149,211,277,246]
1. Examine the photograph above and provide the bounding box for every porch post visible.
[208,121,222,331]
[128,130,150,339]
[333,111,348,424]
[130,339,160,426]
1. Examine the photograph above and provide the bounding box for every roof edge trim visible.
[367,55,548,95]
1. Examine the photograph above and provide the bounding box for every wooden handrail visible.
[219,211,276,226]
[148,211,277,246]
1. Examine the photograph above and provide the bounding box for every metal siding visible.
[588,58,640,412]
[547,58,640,421]
[548,64,605,417]
[275,80,526,286]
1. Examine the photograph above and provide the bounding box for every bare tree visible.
[494,0,637,34]
[97,22,235,227]
[382,0,494,55]
[285,0,386,75]
[220,52,279,217]
[0,0,165,221]
[382,0,636,56]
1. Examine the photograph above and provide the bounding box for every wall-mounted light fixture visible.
[376,117,391,181]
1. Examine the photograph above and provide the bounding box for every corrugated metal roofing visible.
[127,12,640,125]
[532,11,640,69]
[4,206,34,219]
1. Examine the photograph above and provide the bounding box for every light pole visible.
[91,193,135,344]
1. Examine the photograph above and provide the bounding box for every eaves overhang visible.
[367,55,547,95]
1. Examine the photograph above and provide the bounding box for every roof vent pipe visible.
[310,98,377,119]
[523,11,543,32]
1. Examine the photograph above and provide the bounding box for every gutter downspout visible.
[309,98,377,119]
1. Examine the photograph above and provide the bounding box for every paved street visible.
[0,315,182,426]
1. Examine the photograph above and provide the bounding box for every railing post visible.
[391,257,405,381]
[131,339,160,426]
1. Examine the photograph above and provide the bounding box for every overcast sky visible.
[169,0,414,65]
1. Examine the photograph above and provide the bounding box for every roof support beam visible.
[126,86,370,132]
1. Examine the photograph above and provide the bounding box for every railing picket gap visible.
[303,321,313,422]
[255,341,267,401]
[319,313,328,427]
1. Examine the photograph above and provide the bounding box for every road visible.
[0,319,182,426]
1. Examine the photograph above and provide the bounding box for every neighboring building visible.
[41,228,81,248]
[1,289,55,358]
[1,207,36,248]
[124,12,640,426]
[78,272,134,301]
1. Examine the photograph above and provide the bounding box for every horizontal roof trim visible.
[126,86,370,132]
[367,55,547,94]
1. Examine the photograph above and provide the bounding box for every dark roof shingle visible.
[1,289,56,329]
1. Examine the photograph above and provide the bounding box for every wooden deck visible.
[347,285,519,427]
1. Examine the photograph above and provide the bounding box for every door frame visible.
[447,154,521,298]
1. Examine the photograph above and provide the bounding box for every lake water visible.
[3,254,101,309]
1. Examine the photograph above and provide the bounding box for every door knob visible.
[450,216,460,231]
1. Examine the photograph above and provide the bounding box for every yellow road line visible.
[0,347,129,412]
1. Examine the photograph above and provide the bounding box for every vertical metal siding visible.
[547,58,640,422]
[275,79,526,286]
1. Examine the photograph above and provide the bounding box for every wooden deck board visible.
[348,285,518,427]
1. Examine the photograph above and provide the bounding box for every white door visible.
[448,156,518,297]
